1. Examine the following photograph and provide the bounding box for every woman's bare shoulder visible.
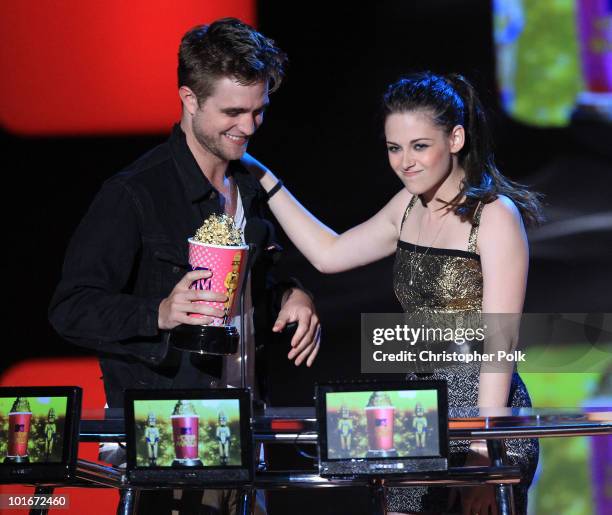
[478,195,526,253]
[480,195,522,230]
[382,188,415,226]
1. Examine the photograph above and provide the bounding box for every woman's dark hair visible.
[178,18,287,104]
[383,72,543,226]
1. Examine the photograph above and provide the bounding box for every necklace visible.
[409,210,449,286]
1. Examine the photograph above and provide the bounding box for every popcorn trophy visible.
[4,397,32,464]
[365,392,398,458]
[169,214,249,355]
[170,400,203,467]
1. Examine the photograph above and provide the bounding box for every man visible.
[49,18,320,513]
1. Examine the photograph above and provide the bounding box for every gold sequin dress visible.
[387,195,538,514]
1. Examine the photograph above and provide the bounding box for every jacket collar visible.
[169,123,213,203]
[169,123,260,215]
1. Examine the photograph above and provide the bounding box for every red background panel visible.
[0,0,256,135]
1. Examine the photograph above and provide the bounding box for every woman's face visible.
[384,110,464,197]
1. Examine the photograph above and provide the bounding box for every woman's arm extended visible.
[241,153,411,274]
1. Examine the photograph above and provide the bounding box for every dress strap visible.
[468,202,485,254]
[400,195,418,232]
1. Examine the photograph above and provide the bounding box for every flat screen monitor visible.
[124,389,252,486]
[0,386,82,483]
[316,380,448,477]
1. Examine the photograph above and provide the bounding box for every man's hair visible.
[178,17,287,104]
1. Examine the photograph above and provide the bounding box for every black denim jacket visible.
[49,125,296,407]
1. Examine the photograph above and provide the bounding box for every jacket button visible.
[172,266,180,274]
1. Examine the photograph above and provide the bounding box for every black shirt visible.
[49,124,293,407]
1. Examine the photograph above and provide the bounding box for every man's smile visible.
[223,132,248,145]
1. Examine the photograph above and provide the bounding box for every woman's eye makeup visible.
[386,142,430,152]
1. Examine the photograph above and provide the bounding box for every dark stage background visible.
[2,1,610,513]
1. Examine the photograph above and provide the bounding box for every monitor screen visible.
[0,395,68,464]
[0,387,81,483]
[325,389,440,460]
[125,389,252,486]
[132,398,242,468]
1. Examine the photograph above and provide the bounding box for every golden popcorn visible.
[193,214,243,246]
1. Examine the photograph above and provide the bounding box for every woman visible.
[242,72,541,514]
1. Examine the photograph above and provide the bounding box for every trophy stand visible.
[169,323,239,356]
[237,242,256,390]
[239,285,247,389]
[365,449,398,459]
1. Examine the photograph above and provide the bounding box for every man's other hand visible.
[273,288,321,367]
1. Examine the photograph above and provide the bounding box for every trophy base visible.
[366,449,398,458]
[171,458,204,467]
[170,324,239,355]
[4,455,29,464]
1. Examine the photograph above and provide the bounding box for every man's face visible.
[191,77,269,162]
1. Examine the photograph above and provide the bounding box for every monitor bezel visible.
[0,386,82,484]
[316,380,449,467]
[124,388,253,483]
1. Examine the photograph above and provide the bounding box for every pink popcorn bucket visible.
[168,239,249,355]
[366,406,395,453]
[5,411,32,463]
[187,239,249,324]
[171,414,203,467]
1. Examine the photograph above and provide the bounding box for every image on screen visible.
[325,390,439,460]
[0,396,68,464]
[493,0,612,127]
[133,399,242,468]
